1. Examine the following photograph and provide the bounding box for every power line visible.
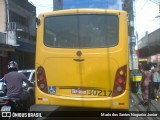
[149,0,160,5]
[28,1,53,8]
[150,0,160,18]
[34,5,53,8]
[136,0,149,16]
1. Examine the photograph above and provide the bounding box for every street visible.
[29,92,160,120]
[0,0,159,120]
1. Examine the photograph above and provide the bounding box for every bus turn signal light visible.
[37,66,48,93]
[112,65,127,97]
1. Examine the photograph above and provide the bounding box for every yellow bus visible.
[35,9,129,110]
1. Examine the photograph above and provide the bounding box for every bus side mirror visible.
[36,18,40,26]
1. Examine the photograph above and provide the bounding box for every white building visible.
[0,0,36,77]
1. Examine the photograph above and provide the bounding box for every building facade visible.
[53,0,63,11]
[0,0,36,77]
[137,28,160,65]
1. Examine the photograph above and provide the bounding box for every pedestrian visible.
[140,63,152,105]
[152,65,160,101]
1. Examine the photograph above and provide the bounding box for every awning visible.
[16,41,35,53]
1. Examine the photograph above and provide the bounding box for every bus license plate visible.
[1,106,11,111]
[71,89,87,95]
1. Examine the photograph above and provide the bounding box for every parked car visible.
[0,69,35,105]
[0,79,6,97]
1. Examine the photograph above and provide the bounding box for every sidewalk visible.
[131,88,160,112]
[150,90,160,111]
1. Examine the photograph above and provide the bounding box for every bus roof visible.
[38,8,127,18]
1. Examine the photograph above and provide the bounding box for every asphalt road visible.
[29,92,160,120]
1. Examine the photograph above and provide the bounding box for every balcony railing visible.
[8,22,29,33]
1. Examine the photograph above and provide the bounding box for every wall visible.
[0,0,6,32]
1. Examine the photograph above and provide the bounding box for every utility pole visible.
[155,3,160,18]
[122,0,137,70]
[4,0,9,45]
[122,0,134,36]
[123,0,139,93]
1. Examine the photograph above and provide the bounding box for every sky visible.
[134,0,160,40]
[29,0,53,15]
[29,0,122,15]
[29,0,160,40]
[63,0,122,9]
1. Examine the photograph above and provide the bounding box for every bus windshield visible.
[44,14,119,48]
